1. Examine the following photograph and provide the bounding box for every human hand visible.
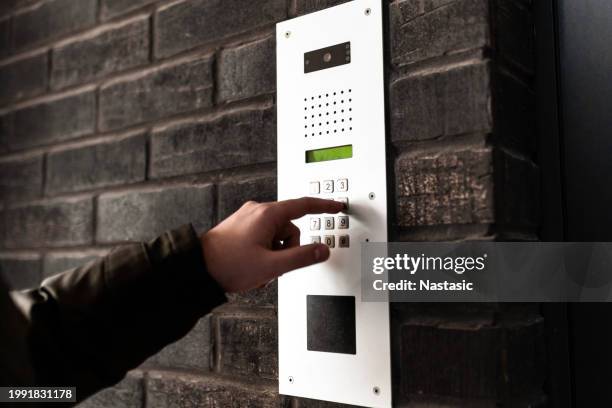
[201,197,344,293]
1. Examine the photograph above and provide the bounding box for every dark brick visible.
[214,311,278,380]
[390,62,491,142]
[0,1,16,18]
[390,0,490,67]
[51,15,150,90]
[0,113,12,153]
[0,17,10,58]
[218,176,277,220]
[99,55,213,132]
[495,0,534,73]
[43,250,106,278]
[46,132,146,194]
[0,51,48,106]
[218,36,275,103]
[398,317,544,399]
[146,371,281,407]
[496,150,539,228]
[395,148,494,228]
[96,184,215,243]
[146,316,211,371]
[494,70,536,155]
[6,89,96,151]
[293,0,351,16]
[0,153,42,203]
[13,0,97,51]
[0,197,93,249]
[154,0,286,58]
[150,106,275,179]
[79,371,143,408]
[0,253,41,289]
[100,0,161,20]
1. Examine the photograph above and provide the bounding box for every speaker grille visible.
[303,88,354,138]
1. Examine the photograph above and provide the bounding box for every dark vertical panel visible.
[535,0,572,404]
[557,1,612,406]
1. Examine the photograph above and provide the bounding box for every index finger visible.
[274,197,344,220]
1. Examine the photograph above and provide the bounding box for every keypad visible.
[308,178,351,248]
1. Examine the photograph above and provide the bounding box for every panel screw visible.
[365,8,372,15]
[288,376,294,384]
[369,192,376,200]
[373,386,380,395]
[285,30,291,38]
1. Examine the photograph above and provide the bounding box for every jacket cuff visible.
[144,224,227,315]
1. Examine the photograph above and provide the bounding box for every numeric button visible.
[309,181,320,194]
[310,217,321,231]
[322,180,334,193]
[336,178,348,192]
[336,197,348,211]
[338,216,349,229]
[339,235,350,248]
[311,236,321,244]
[324,235,335,248]
[324,217,334,230]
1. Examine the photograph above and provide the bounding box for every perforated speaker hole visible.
[303,89,353,138]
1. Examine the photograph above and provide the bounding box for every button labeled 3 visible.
[336,178,348,192]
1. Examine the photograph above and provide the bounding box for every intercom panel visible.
[276,1,391,407]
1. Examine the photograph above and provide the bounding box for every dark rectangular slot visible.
[307,295,356,354]
[304,42,351,74]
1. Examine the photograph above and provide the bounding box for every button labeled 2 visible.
[322,180,334,193]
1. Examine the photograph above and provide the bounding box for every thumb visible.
[267,243,330,277]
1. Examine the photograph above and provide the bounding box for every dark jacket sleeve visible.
[0,224,226,402]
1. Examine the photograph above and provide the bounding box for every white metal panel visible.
[277,1,391,407]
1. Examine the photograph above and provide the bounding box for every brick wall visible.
[0,0,544,406]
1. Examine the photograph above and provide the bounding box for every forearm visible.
[9,224,226,401]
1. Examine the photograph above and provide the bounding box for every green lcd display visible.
[305,144,353,163]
